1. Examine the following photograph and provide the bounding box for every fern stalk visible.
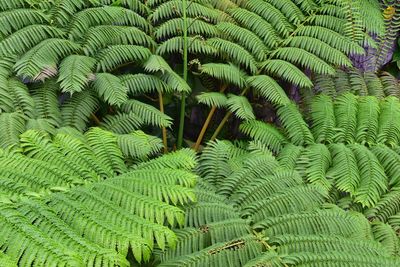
[194,84,228,151]
[159,91,168,153]
[211,87,250,141]
[177,0,189,149]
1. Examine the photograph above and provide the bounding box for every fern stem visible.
[91,113,101,125]
[159,91,168,154]
[193,84,228,151]
[177,0,189,149]
[210,87,250,141]
[210,111,232,141]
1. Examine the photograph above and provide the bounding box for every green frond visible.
[215,22,268,61]
[277,102,314,146]
[152,0,232,24]
[286,36,353,67]
[271,47,336,75]
[371,144,400,187]
[82,25,155,55]
[17,199,130,267]
[96,45,151,72]
[144,55,191,93]
[0,25,65,57]
[14,38,81,81]
[380,72,400,97]
[53,132,113,178]
[101,112,143,134]
[244,0,293,37]
[231,169,303,207]
[377,96,400,146]
[218,154,281,197]
[349,144,388,208]
[272,234,390,256]
[0,112,25,149]
[327,143,360,195]
[154,18,218,40]
[157,36,217,56]
[226,94,255,121]
[281,251,400,266]
[61,90,99,131]
[310,94,336,143]
[117,131,163,160]
[121,99,173,127]
[158,236,262,267]
[262,0,305,24]
[0,9,48,35]
[134,148,197,171]
[0,205,84,266]
[247,75,290,106]
[197,140,236,186]
[367,189,400,225]
[200,63,247,88]
[19,129,98,181]
[196,92,228,108]
[260,59,313,88]
[333,93,358,143]
[31,79,62,126]
[228,8,280,48]
[371,221,400,256]
[355,96,380,145]
[207,38,258,74]
[121,73,171,95]
[98,0,149,15]
[85,127,126,175]
[1,78,35,117]
[296,144,332,190]
[277,144,304,169]
[254,209,371,239]
[25,118,57,135]
[296,25,364,54]
[92,73,128,106]
[58,55,96,94]
[244,185,328,222]
[240,120,287,153]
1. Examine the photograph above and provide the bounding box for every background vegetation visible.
[1,0,400,266]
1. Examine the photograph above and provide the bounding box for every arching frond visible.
[247,75,290,106]
[200,63,247,88]
[92,73,128,106]
[121,99,173,127]
[196,92,228,108]
[58,55,96,94]
[226,94,255,121]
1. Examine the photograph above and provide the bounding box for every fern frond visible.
[117,131,163,160]
[0,25,65,57]
[92,73,127,106]
[157,36,217,56]
[277,102,314,146]
[240,120,287,153]
[226,94,255,121]
[260,59,313,88]
[0,112,25,149]
[377,96,400,146]
[349,144,388,208]
[121,73,171,95]
[310,94,336,143]
[327,143,360,196]
[333,93,358,143]
[355,96,380,145]
[200,63,247,88]
[271,47,335,75]
[61,90,99,131]
[100,112,143,134]
[58,55,96,94]
[121,99,172,128]
[31,79,62,126]
[85,127,126,175]
[14,38,81,81]
[247,75,290,106]
[96,45,151,72]
[154,17,218,40]
[0,9,48,35]
[196,92,228,108]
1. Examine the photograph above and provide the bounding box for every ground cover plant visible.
[1,0,400,266]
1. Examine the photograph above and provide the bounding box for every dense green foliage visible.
[2,0,400,266]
